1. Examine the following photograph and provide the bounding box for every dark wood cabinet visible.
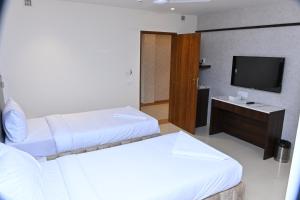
[196,88,209,127]
[210,97,285,160]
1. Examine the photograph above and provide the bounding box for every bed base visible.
[204,182,245,200]
[47,133,161,160]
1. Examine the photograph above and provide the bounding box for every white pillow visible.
[2,98,28,142]
[0,143,45,200]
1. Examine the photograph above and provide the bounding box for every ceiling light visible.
[154,0,168,4]
[170,7,175,11]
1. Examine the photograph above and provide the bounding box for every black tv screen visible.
[231,56,285,93]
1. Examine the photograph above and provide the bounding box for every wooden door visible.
[169,33,200,134]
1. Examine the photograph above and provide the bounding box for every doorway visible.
[140,31,201,134]
[140,31,174,124]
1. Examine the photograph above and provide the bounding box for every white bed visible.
[5,106,160,157]
[40,132,243,200]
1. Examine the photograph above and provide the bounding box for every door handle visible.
[192,78,199,87]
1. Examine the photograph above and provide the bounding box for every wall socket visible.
[25,0,32,6]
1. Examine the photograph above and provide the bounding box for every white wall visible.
[141,34,171,104]
[0,0,197,117]
[198,1,300,30]
[141,34,156,104]
[197,1,300,143]
[154,35,171,102]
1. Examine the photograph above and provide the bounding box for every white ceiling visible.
[61,0,285,15]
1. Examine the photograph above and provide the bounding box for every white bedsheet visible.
[172,133,230,160]
[46,106,160,153]
[6,106,160,157]
[41,160,70,200]
[41,132,242,200]
[5,118,57,157]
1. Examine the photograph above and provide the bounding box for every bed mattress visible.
[6,106,160,157]
[40,132,242,200]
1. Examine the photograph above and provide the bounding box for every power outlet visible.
[24,0,32,6]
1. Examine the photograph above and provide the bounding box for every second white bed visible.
[6,106,160,157]
[41,132,242,200]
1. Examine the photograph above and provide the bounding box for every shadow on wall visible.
[0,0,6,26]
[0,0,7,44]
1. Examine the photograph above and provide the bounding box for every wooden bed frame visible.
[0,76,245,200]
[205,182,245,200]
[47,133,161,160]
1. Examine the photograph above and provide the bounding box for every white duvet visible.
[41,132,242,200]
[6,106,160,156]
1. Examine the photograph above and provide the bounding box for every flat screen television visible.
[231,56,285,93]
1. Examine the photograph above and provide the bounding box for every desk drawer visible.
[212,99,269,122]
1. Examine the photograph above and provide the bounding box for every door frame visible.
[139,31,177,123]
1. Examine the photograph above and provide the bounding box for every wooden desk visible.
[210,97,285,160]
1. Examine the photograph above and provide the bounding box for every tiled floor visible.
[160,123,291,200]
[141,103,169,121]
[160,122,181,134]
